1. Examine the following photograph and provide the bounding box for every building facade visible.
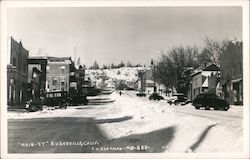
[220,41,243,105]
[190,64,220,101]
[27,57,48,99]
[45,57,75,92]
[7,37,29,106]
[136,67,166,95]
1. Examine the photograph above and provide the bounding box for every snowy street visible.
[8,91,243,153]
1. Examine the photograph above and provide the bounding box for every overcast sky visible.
[7,7,242,67]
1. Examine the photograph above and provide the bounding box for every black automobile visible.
[26,90,71,112]
[149,93,164,100]
[192,93,229,111]
[136,91,146,97]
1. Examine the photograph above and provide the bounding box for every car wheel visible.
[205,105,210,110]
[83,99,88,105]
[223,105,229,111]
[174,101,179,106]
[29,105,38,112]
[195,106,200,109]
[60,102,67,109]
[39,105,44,111]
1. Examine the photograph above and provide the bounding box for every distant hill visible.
[86,67,147,89]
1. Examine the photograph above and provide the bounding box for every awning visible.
[231,78,242,83]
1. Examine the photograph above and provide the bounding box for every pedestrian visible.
[119,91,122,96]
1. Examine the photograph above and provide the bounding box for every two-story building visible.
[45,57,76,92]
[220,41,243,105]
[136,66,166,95]
[27,56,48,99]
[7,37,29,106]
[190,64,220,101]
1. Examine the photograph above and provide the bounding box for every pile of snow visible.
[7,91,243,153]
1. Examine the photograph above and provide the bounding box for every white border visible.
[1,1,249,159]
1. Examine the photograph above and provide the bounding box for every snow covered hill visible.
[85,67,146,89]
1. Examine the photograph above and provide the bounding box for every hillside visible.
[85,67,147,89]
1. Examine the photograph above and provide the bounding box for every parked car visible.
[25,98,43,112]
[192,93,229,111]
[167,93,189,105]
[136,91,146,97]
[70,94,88,105]
[26,90,71,112]
[149,93,164,100]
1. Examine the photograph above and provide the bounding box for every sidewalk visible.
[8,104,27,110]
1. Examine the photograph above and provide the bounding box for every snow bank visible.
[7,91,243,153]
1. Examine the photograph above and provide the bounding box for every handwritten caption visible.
[18,141,150,152]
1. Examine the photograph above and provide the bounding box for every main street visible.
[7,91,243,153]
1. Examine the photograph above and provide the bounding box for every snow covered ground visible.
[8,91,243,153]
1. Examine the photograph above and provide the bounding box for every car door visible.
[203,94,211,106]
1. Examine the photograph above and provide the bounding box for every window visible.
[232,65,236,77]
[55,93,61,97]
[239,63,242,75]
[23,63,26,73]
[61,68,65,74]
[13,58,16,66]
[52,78,57,86]
[46,93,54,98]
[46,66,50,73]
[61,81,66,90]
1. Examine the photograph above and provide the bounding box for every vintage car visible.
[26,90,71,112]
[149,93,164,100]
[136,91,146,97]
[192,93,229,111]
[167,93,189,105]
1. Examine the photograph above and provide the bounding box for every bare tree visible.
[154,45,199,95]
[202,36,229,66]
[154,54,177,95]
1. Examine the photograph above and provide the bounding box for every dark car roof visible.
[199,92,216,96]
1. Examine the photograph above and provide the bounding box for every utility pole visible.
[74,46,76,64]
[151,59,156,93]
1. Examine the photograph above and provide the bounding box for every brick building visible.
[45,57,76,92]
[7,37,29,106]
[220,41,243,105]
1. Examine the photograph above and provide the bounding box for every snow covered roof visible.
[203,64,220,71]
[28,56,72,62]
